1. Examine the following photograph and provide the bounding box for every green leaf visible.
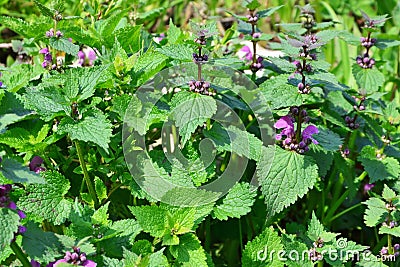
[33,0,54,18]
[307,212,338,243]
[64,66,108,102]
[167,19,184,44]
[111,94,131,120]
[282,234,313,267]
[259,147,318,218]
[92,202,110,226]
[170,91,217,146]
[257,5,283,18]
[170,233,208,267]
[260,75,303,109]
[313,128,342,151]
[94,177,107,202]
[242,226,284,267]
[115,25,142,53]
[58,109,112,150]
[244,0,261,10]
[18,171,71,225]
[363,197,387,227]
[213,182,257,220]
[22,222,64,262]
[375,39,400,49]
[49,37,80,55]
[131,50,168,87]
[358,146,400,182]
[0,209,20,249]
[129,205,167,238]
[156,44,194,61]
[352,64,385,94]
[0,16,32,37]
[2,63,44,93]
[0,158,45,184]
[379,226,400,237]
[204,123,263,161]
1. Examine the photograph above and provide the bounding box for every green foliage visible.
[0,209,20,249]
[18,171,72,225]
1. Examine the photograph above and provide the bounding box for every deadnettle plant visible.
[29,156,46,173]
[274,109,319,154]
[77,47,97,67]
[52,247,96,267]
[0,184,26,238]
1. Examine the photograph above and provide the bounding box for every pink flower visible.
[274,115,295,140]
[240,46,253,61]
[302,125,319,144]
[76,47,97,67]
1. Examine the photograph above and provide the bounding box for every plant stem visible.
[75,141,98,207]
[239,218,244,253]
[10,241,31,267]
[205,217,211,252]
[327,202,362,223]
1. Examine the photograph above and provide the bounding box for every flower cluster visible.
[52,247,96,267]
[246,13,259,23]
[345,116,360,130]
[0,72,3,87]
[45,28,63,38]
[274,110,319,154]
[356,54,375,69]
[192,53,208,63]
[299,4,316,32]
[0,184,26,237]
[308,237,324,261]
[39,48,54,69]
[356,15,380,69]
[381,244,400,258]
[288,34,321,94]
[77,47,96,67]
[188,79,214,96]
[29,156,46,173]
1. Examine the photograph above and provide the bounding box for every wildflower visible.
[252,32,261,39]
[188,79,214,96]
[240,46,253,61]
[250,56,263,72]
[39,48,53,69]
[154,33,165,44]
[45,29,54,38]
[274,114,319,154]
[363,183,374,194]
[53,247,96,267]
[29,156,46,173]
[76,47,96,67]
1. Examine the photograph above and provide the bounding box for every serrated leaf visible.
[170,91,217,146]
[352,64,385,94]
[0,16,32,37]
[170,233,208,267]
[58,109,112,150]
[363,197,387,227]
[358,146,400,182]
[167,19,184,44]
[0,158,45,184]
[94,177,107,202]
[22,222,63,262]
[92,202,109,225]
[115,25,142,53]
[375,39,400,49]
[131,50,168,87]
[307,212,338,242]
[129,206,167,238]
[49,37,80,55]
[2,63,44,93]
[213,182,257,220]
[282,234,313,267]
[242,226,284,267]
[257,5,283,18]
[259,147,318,218]
[260,76,303,109]
[313,128,342,151]
[0,209,20,249]
[18,171,71,225]
[204,123,263,161]
[33,0,54,18]
[382,184,397,202]
[156,44,194,61]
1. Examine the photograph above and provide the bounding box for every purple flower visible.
[274,115,295,140]
[29,156,45,173]
[39,48,49,54]
[55,30,63,38]
[18,210,26,219]
[31,260,41,267]
[252,32,261,38]
[53,247,96,267]
[363,183,375,194]
[76,47,97,67]
[240,46,253,61]
[154,33,165,44]
[45,29,54,38]
[302,125,319,144]
[0,81,3,87]
[7,201,17,209]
